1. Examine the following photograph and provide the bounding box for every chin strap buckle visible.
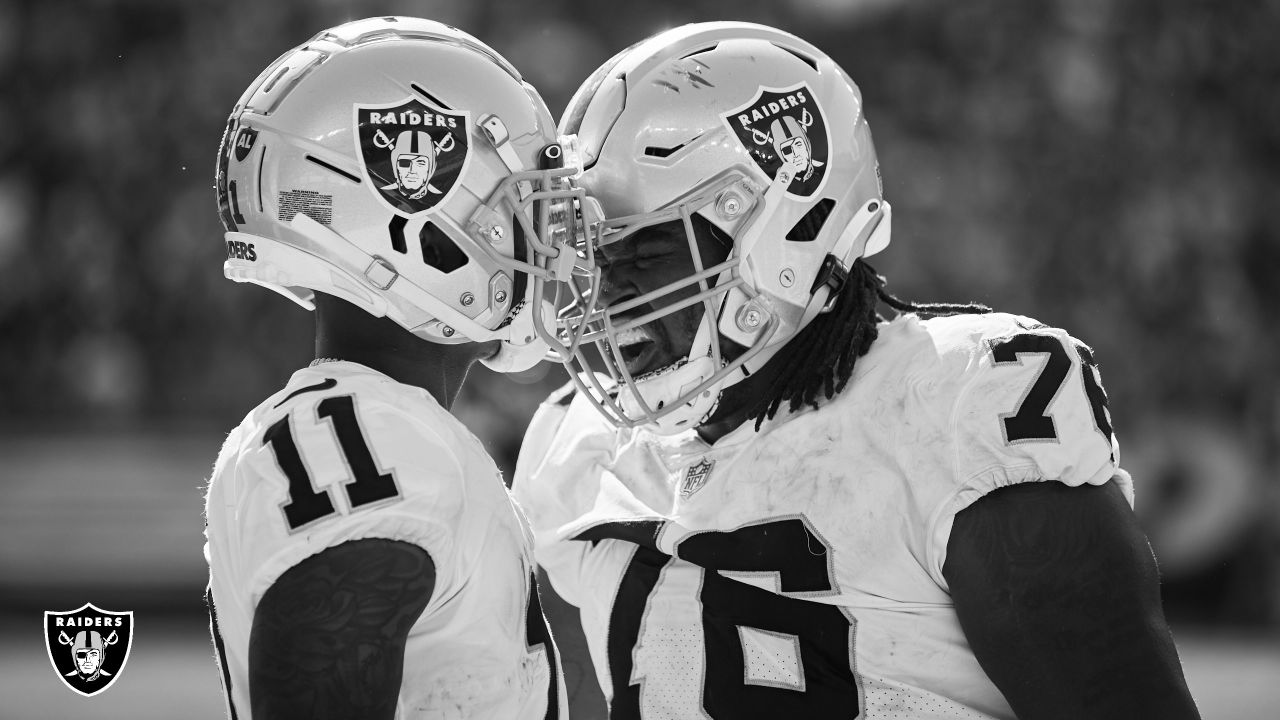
[810,253,848,296]
[365,256,399,290]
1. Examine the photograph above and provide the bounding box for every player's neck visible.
[312,294,487,410]
[316,343,477,410]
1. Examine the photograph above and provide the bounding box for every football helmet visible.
[216,16,587,372]
[552,22,891,431]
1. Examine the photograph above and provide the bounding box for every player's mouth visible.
[614,323,665,376]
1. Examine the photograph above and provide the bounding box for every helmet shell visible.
[216,17,562,344]
[554,22,891,431]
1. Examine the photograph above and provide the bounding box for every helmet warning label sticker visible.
[722,83,828,198]
[277,189,334,225]
[355,97,471,217]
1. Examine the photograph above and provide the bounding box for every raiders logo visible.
[722,83,829,197]
[43,603,134,697]
[355,97,470,217]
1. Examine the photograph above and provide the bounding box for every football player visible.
[205,17,583,720]
[516,22,1202,719]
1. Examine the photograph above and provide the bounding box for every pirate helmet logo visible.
[723,83,829,197]
[43,603,134,697]
[355,97,470,217]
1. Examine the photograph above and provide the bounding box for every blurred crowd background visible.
[1,0,1277,717]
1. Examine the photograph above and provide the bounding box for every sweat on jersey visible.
[513,312,1130,720]
[205,360,565,719]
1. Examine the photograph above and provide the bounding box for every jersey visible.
[205,360,565,719]
[512,312,1130,719]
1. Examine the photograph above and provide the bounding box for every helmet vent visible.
[256,147,267,211]
[774,44,818,72]
[679,44,719,60]
[419,221,469,273]
[410,83,452,110]
[786,198,835,242]
[262,65,291,94]
[388,216,409,253]
[305,155,362,184]
[643,142,688,158]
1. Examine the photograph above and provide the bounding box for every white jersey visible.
[513,313,1130,719]
[206,361,565,720]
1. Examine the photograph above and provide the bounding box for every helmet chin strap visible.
[480,299,555,373]
[480,336,547,373]
[795,198,891,330]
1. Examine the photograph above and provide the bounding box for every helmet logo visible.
[722,83,829,197]
[355,98,470,217]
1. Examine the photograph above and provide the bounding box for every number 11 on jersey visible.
[263,394,401,531]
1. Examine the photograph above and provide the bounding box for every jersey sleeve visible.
[919,314,1132,587]
[217,394,473,611]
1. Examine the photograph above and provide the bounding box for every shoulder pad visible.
[545,380,577,408]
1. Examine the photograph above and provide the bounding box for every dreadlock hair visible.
[743,255,992,431]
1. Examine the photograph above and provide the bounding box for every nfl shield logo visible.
[680,459,716,498]
[44,603,134,697]
[355,97,471,217]
[722,82,829,198]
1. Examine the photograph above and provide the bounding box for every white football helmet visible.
[216,17,587,372]
[552,22,891,431]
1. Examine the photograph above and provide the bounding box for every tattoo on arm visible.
[944,481,1200,720]
[249,539,436,720]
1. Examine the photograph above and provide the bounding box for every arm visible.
[248,538,435,720]
[943,480,1200,720]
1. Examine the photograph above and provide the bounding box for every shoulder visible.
[888,311,1117,470]
[870,311,1070,374]
[825,312,1056,424]
[519,377,617,466]
[513,377,620,512]
[274,363,448,432]
[208,366,493,607]
[532,376,613,426]
[266,362,480,477]
[889,313,1125,583]
[850,311,1106,416]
